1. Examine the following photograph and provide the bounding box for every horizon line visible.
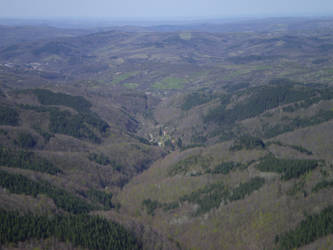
[1,13,333,21]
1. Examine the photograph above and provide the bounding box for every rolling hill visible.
[0,17,333,250]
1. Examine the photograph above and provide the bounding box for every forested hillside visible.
[1,17,333,250]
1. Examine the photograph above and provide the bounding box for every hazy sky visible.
[1,0,333,19]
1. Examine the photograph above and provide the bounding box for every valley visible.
[0,17,333,249]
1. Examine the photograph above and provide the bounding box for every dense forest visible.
[143,177,265,216]
[204,81,318,125]
[230,135,266,151]
[276,206,333,249]
[312,179,333,193]
[49,109,102,143]
[30,88,92,112]
[0,145,62,174]
[19,99,109,143]
[0,209,141,250]
[28,89,109,133]
[206,161,243,175]
[181,91,213,110]
[0,105,19,126]
[168,154,211,176]
[85,188,115,210]
[263,109,333,138]
[256,154,320,180]
[88,152,111,166]
[0,170,93,213]
[15,132,37,148]
[267,141,313,155]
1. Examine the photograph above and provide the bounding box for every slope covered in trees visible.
[0,170,93,213]
[0,105,19,126]
[256,154,320,180]
[205,81,318,125]
[0,209,141,250]
[30,88,92,112]
[0,145,62,174]
[143,177,265,216]
[276,206,333,249]
[19,94,109,143]
[1,18,333,250]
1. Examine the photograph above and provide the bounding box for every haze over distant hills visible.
[0,17,333,250]
[1,16,333,30]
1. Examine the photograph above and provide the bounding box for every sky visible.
[1,0,333,19]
